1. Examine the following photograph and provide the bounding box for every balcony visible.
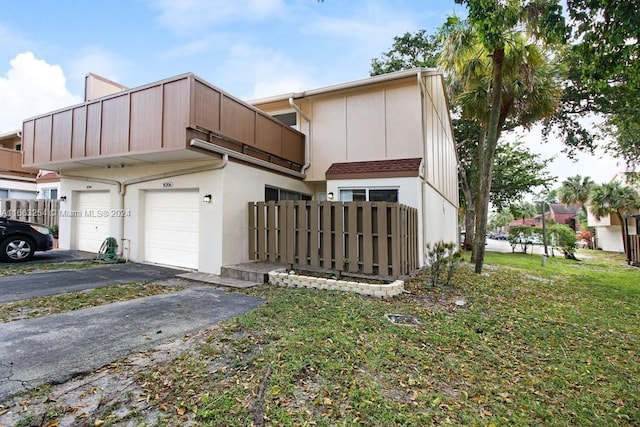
[22,73,306,174]
[0,147,38,178]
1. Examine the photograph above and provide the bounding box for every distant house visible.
[0,130,39,199]
[587,173,640,253]
[507,204,578,230]
[22,69,459,275]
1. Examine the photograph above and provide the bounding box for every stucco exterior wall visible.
[220,161,314,268]
[595,225,624,252]
[58,159,313,274]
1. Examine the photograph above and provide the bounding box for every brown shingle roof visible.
[325,158,422,179]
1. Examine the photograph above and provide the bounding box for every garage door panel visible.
[76,191,110,253]
[145,190,199,269]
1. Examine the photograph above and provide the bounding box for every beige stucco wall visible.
[595,225,624,252]
[304,82,423,182]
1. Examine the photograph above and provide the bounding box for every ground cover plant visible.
[1,250,638,426]
[0,260,95,276]
[0,280,184,323]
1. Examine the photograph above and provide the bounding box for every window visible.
[339,188,398,202]
[40,188,58,199]
[272,112,297,129]
[14,144,21,151]
[265,186,311,202]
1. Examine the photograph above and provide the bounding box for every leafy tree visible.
[456,121,553,249]
[557,175,595,217]
[370,30,440,76]
[547,1,640,164]
[589,182,640,258]
[509,202,537,225]
[441,1,567,273]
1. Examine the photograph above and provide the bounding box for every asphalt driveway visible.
[0,257,265,402]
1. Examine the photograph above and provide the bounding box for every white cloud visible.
[149,0,285,33]
[0,52,81,133]
[208,43,315,99]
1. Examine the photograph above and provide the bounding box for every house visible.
[0,130,39,199]
[507,204,578,230]
[587,173,640,252]
[36,171,61,200]
[21,68,459,275]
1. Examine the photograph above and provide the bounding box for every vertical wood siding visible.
[22,74,305,170]
[248,201,418,277]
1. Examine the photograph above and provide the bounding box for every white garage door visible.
[76,191,111,253]
[145,189,199,269]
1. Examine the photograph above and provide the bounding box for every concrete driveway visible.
[0,258,265,402]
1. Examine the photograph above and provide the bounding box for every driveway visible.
[0,258,265,402]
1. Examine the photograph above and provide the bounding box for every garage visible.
[144,189,199,270]
[75,191,111,253]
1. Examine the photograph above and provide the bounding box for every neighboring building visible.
[587,173,640,253]
[21,69,458,274]
[507,204,578,231]
[36,171,61,200]
[0,130,39,199]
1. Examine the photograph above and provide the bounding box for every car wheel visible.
[0,236,35,262]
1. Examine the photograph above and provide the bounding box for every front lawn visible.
[3,250,638,426]
[138,250,640,426]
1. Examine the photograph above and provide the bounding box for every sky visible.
[0,0,622,186]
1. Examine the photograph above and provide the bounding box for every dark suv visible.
[0,218,54,262]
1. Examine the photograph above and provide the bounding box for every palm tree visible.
[589,182,640,258]
[439,5,566,273]
[558,175,594,217]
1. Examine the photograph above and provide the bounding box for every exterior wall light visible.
[327,192,334,200]
[60,196,67,201]
[202,194,212,203]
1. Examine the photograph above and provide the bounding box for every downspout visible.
[60,155,228,255]
[289,97,311,174]
[417,71,429,261]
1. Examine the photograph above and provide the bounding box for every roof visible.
[550,204,578,215]
[250,67,442,105]
[325,158,422,180]
[36,172,60,182]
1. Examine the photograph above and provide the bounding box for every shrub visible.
[424,241,462,287]
[548,224,578,260]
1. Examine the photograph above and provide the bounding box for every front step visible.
[221,262,288,283]
[176,272,262,289]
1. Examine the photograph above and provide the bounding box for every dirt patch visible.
[0,330,208,427]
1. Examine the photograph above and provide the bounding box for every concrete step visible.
[221,262,287,283]
[176,272,262,289]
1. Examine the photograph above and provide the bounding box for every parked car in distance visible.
[527,236,544,245]
[0,218,54,262]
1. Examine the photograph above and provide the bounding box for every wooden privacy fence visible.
[248,201,419,277]
[0,199,59,227]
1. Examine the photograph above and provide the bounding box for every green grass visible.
[0,281,183,322]
[133,249,639,426]
[0,260,96,276]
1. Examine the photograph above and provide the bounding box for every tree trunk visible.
[460,168,475,253]
[474,45,505,274]
[617,210,629,261]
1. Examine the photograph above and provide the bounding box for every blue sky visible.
[0,0,621,183]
